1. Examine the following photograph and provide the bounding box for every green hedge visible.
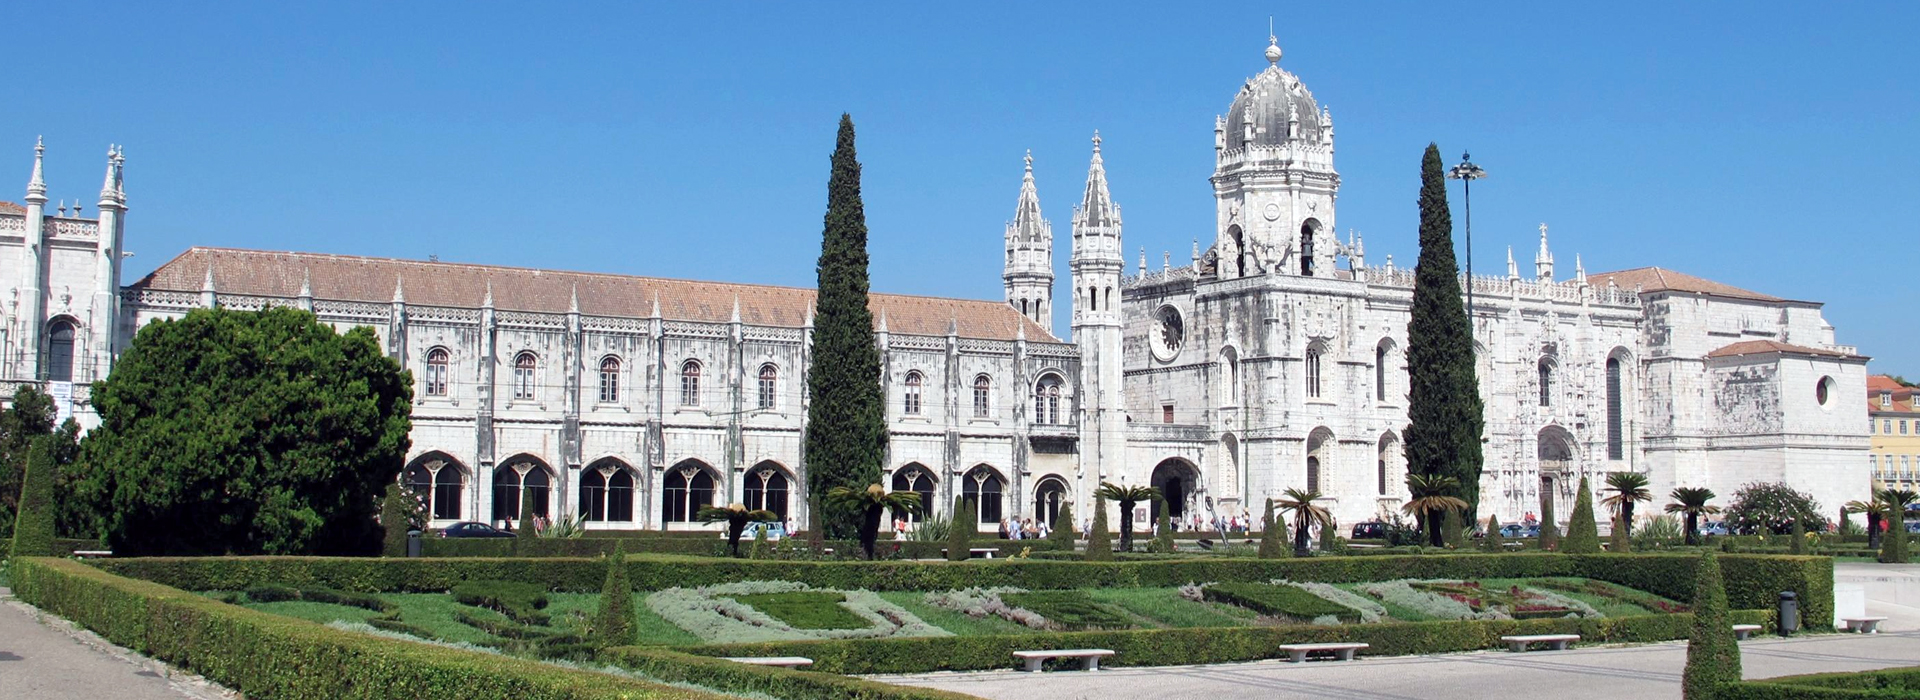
[421,537,1059,560]
[600,646,979,700]
[687,610,1772,674]
[1719,665,1920,699]
[92,553,1832,627]
[5,557,734,700]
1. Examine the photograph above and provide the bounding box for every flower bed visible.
[1530,578,1688,615]
[997,591,1135,631]
[646,581,948,644]
[1356,579,1599,621]
[1202,582,1363,623]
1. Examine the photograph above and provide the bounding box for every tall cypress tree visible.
[1404,144,1486,518]
[805,114,887,541]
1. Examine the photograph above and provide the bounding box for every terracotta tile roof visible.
[1586,267,1782,302]
[1705,339,1859,360]
[1869,375,1920,415]
[129,247,1062,343]
[0,202,24,214]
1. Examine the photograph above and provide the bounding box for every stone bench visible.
[1500,634,1580,652]
[71,550,113,559]
[1731,624,1762,640]
[721,657,813,669]
[1276,642,1368,663]
[1013,648,1115,672]
[1843,617,1887,634]
[940,548,999,559]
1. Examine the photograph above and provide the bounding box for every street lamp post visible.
[1446,152,1488,325]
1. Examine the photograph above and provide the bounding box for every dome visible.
[1223,40,1326,150]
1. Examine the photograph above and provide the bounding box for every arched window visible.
[1231,226,1247,277]
[891,464,936,522]
[512,352,538,401]
[1538,359,1554,407]
[1300,223,1316,276]
[758,364,778,410]
[963,466,1006,526]
[1307,456,1321,493]
[1034,375,1063,425]
[1375,341,1390,402]
[607,469,634,521]
[492,462,550,523]
[903,372,924,415]
[46,320,76,382]
[579,469,607,521]
[1377,455,1387,495]
[404,464,433,502]
[1219,348,1239,406]
[599,356,621,403]
[1305,346,1324,399]
[522,466,550,520]
[1033,478,1068,527]
[1606,356,1624,460]
[425,348,450,397]
[680,360,702,407]
[662,464,716,523]
[744,464,790,519]
[973,375,991,418]
[432,466,464,520]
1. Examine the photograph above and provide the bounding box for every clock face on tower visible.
[1150,306,1184,362]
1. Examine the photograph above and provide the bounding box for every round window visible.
[1150,306,1185,363]
[1816,376,1834,407]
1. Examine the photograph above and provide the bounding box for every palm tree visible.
[1601,471,1654,540]
[1402,473,1470,547]
[1845,497,1887,550]
[1277,488,1334,557]
[696,503,779,557]
[1664,487,1721,546]
[1093,482,1162,552]
[827,483,922,559]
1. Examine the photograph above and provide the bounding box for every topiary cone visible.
[1682,551,1741,698]
[1562,476,1602,554]
[594,541,634,647]
[1084,497,1113,561]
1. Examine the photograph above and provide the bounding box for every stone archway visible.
[1150,458,1201,525]
[1538,425,1576,516]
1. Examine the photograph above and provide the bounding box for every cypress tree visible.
[1482,514,1504,552]
[1048,502,1075,547]
[1563,476,1602,554]
[1682,552,1741,699]
[1084,497,1113,561]
[1883,507,1908,564]
[1443,509,1465,549]
[8,436,55,557]
[1540,491,1561,551]
[1258,498,1288,559]
[518,482,536,536]
[1404,144,1486,519]
[948,497,975,562]
[381,483,409,558]
[595,541,634,647]
[804,115,888,541]
[1789,519,1807,555]
[748,524,769,560]
[1149,499,1175,554]
[1611,513,1633,553]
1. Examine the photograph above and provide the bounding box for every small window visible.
[1305,347,1323,399]
[1538,360,1554,407]
[1882,391,1894,407]
[904,372,924,415]
[1162,405,1174,424]
[1904,421,1911,436]
[1375,344,1388,402]
[1034,375,1063,425]
[512,352,538,401]
[425,348,449,397]
[680,360,702,406]
[757,364,778,410]
[598,356,620,403]
[1888,420,1896,434]
[973,375,991,418]
[46,320,76,383]
[1818,376,1836,407]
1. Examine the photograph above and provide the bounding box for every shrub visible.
[1482,515,1504,553]
[1540,492,1561,551]
[450,580,550,625]
[1258,499,1287,559]
[244,584,300,603]
[1716,666,1920,699]
[1203,582,1362,622]
[601,645,982,700]
[1684,552,1741,699]
[1789,520,1807,556]
[1563,477,1602,554]
[596,542,634,646]
[8,437,55,557]
[946,497,973,562]
[380,483,410,558]
[1724,482,1830,535]
[1048,503,1074,547]
[10,558,729,700]
[1148,502,1175,554]
[1885,507,1910,564]
[1084,497,1113,562]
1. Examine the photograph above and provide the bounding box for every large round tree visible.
[1404,144,1486,518]
[77,306,413,555]
[804,114,888,540]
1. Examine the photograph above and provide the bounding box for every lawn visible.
[876,591,1039,637]
[1086,587,1259,628]
[728,591,870,630]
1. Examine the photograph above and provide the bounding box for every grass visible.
[1331,583,1436,622]
[1204,582,1363,622]
[1086,587,1258,628]
[1510,577,1684,617]
[1000,591,1135,630]
[727,591,870,630]
[245,600,384,626]
[550,592,701,646]
[876,592,1040,637]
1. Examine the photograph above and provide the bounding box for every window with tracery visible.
[904,372,924,415]
[973,375,991,418]
[680,360,702,406]
[425,348,449,396]
[512,352,537,400]
[758,364,778,410]
[599,356,620,403]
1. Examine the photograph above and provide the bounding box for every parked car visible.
[438,521,516,538]
[1350,521,1388,540]
[1908,521,1920,535]
[742,521,788,541]
[1699,521,1731,537]
[1500,524,1540,539]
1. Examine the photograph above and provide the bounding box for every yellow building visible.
[1869,375,1920,489]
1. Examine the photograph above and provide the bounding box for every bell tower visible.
[1002,151,1053,327]
[1211,36,1340,279]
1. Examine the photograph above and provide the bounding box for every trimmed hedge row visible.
[94,553,1831,627]
[1719,665,1920,699]
[687,610,1772,674]
[5,557,732,700]
[600,646,980,700]
[422,537,1061,560]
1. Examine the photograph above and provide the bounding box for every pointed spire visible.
[1009,149,1047,243]
[1535,222,1555,282]
[1163,250,1171,271]
[482,280,494,308]
[730,294,740,324]
[1191,238,1200,263]
[57,200,66,216]
[99,145,120,205]
[651,292,661,319]
[1075,131,1121,231]
[570,284,581,314]
[1138,247,1147,276]
[392,277,406,303]
[1575,254,1587,285]
[1506,246,1519,280]
[947,314,959,337]
[877,308,889,334]
[1016,320,1026,342]
[25,137,47,204]
[202,265,216,292]
[298,269,313,298]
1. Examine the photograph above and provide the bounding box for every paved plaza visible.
[0,589,222,700]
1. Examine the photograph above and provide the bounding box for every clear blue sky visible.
[6,3,1916,371]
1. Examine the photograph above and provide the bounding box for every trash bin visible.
[407,529,423,558]
[1778,591,1798,636]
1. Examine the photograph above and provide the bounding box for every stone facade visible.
[0,38,1872,536]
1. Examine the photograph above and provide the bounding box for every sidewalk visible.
[0,588,227,700]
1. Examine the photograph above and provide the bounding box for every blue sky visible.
[6,3,1916,371]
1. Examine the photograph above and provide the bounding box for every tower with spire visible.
[1211,34,1340,279]
[1003,150,1054,327]
[1534,223,1555,283]
[1070,131,1127,485]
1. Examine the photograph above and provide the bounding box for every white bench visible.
[1500,634,1580,652]
[71,550,113,559]
[1843,617,1887,634]
[1013,648,1115,672]
[1731,624,1762,640]
[722,657,813,669]
[1276,642,1368,663]
[940,547,999,559]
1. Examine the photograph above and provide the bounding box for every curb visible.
[0,587,238,700]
